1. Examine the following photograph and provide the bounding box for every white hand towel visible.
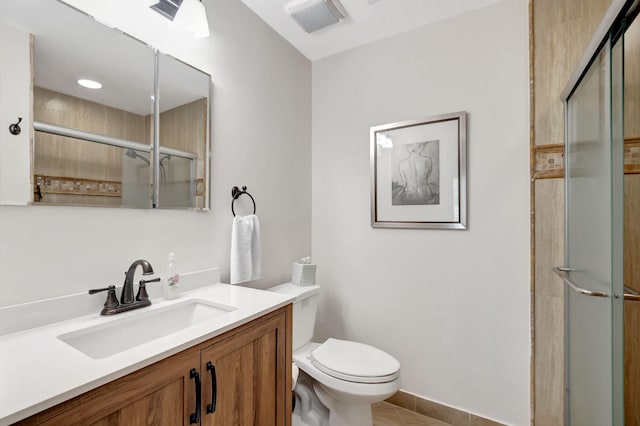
[230,214,262,284]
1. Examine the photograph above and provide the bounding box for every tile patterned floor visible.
[372,402,453,426]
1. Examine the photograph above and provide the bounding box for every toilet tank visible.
[269,283,320,352]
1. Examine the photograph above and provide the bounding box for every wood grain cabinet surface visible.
[15,305,292,426]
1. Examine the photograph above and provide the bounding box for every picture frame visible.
[370,111,467,229]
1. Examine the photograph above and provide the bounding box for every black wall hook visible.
[9,117,22,135]
[231,185,256,216]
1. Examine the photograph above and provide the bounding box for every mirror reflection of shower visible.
[125,149,171,183]
[122,148,151,208]
[159,154,171,183]
[125,149,150,165]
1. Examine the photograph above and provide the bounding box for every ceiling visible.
[238,0,504,61]
[0,0,504,113]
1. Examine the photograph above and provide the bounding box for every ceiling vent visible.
[284,0,347,33]
[150,0,182,20]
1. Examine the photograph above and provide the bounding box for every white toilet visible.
[270,283,401,426]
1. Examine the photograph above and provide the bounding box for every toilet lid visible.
[310,338,400,384]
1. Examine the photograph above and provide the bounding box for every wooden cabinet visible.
[200,314,284,426]
[16,305,292,426]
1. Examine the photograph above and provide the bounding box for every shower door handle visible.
[553,267,609,298]
[555,267,640,301]
[623,286,640,301]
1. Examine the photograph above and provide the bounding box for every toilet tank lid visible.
[268,283,320,302]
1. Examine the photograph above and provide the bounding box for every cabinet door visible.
[200,313,288,426]
[17,349,199,426]
[85,378,184,426]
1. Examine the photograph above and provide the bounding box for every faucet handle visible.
[136,278,161,302]
[89,285,119,309]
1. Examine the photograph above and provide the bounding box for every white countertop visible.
[0,283,293,425]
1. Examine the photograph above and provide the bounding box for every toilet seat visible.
[310,338,400,384]
[294,342,401,402]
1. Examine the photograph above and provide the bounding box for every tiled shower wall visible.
[531,0,612,424]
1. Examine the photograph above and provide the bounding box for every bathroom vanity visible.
[0,281,293,425]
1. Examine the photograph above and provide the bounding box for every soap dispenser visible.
[163,252,180,300]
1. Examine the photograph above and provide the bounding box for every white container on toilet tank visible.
[291,256,316,285]
[291,263,316,285]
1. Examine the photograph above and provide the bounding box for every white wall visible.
[0,0,311,306]
[311,1,530,425]
[3,1,531,422]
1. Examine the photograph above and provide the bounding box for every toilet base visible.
[294,371,329,426]
[292,412,312,426]
[314,382,373,426]
[293,372,374,426]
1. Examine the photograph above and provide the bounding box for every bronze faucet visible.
[89,260,159,315]
[121,259,154,304]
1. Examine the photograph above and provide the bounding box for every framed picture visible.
[370,111,467,229]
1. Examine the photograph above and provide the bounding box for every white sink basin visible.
[58,299,236,359]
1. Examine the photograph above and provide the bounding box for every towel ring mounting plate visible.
[231,185,256,217]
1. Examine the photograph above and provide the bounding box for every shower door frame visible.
[560,0,637,424]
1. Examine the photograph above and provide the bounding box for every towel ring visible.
[231,185,256,217]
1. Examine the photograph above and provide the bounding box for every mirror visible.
[157,53,210,209]
[0,0,211,209]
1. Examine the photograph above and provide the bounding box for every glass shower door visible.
[562,30,624,426]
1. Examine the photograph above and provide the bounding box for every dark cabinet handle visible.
[206,361,217,414]
[190,368,201,424]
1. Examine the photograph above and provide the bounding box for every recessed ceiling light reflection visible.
[77,79,102,89]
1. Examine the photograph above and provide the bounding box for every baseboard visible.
[385,390,506,426]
